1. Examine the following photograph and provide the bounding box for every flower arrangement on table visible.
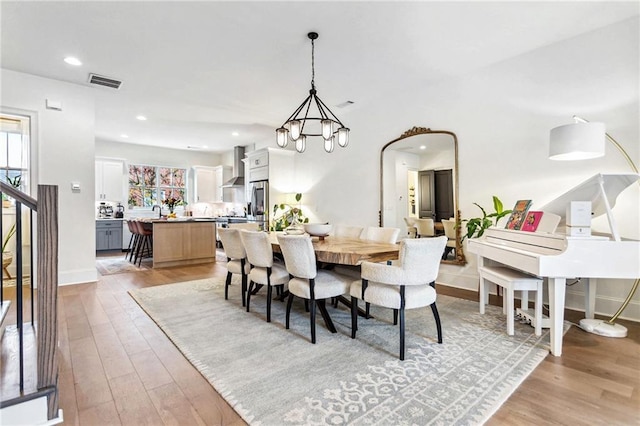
[163,197,182,217]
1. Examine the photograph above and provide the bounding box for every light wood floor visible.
[2,254,639,425]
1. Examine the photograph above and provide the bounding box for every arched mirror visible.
[380,126,466,265]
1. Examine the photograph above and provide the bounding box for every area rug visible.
[96,256,151,275]
[130,278,556,425]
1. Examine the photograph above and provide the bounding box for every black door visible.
[418,170,435,219]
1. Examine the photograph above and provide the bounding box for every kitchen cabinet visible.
[152,221,217,267]
[244,148,294,207]
[214,165,232,202]
[96,220,123,251]
[96,159,124,201]
[193,165,231,203]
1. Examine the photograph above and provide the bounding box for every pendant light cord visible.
[310,37,315,91]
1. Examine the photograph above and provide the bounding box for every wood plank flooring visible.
[1,254,639,425]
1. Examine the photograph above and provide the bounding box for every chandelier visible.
[275,32,349,153]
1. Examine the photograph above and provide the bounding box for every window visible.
[128,164,186,208]
[0,114,30,193]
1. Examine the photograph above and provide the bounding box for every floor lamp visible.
[549,115,639,338]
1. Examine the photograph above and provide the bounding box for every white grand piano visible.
[468,173,640,356]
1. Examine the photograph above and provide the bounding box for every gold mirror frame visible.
[379,126,466,265]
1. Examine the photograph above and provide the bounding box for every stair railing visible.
[0,182,59,421]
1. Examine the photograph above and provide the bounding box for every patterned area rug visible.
[96,256,151,275]
[130,278,557,425]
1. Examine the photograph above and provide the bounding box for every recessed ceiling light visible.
[120,134,129,138]
[136,115,147,121]
[232,132,239,137]
[64,56,82,66]
[420,145,426,150]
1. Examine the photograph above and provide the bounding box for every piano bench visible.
[478,266,543,336]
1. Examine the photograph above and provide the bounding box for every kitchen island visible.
[152,218,217,268]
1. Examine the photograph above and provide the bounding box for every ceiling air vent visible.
[88,73,122,89]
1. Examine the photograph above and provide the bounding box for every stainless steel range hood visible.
[221,146,245,187]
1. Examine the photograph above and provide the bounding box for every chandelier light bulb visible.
[290,120,301,141]
[321,119,333,140]
[276,127,289,148]
[337,127,350,147]
[295,135,306,153]
[324,137,335,153]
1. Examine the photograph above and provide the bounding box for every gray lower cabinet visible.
[96,220,123,251]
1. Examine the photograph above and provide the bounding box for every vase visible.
[284,216,305,235]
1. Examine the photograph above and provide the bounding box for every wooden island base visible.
[152,220,217,268]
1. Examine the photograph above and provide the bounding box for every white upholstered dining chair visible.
[441,219,457,260]
[359,226,401,244]
[414,218,435,238]
[350,236,447,360]
[332,224,364,238]
[403,217,417,238]
[217,228,251,307]
[239,230,289,323]
[277,234,352,344]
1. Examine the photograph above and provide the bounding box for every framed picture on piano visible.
[521,211,543,232]
[505,199,532,230]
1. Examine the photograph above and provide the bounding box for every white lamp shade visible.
[276,127,288,148]
[295,135,306,153]
[290,120,301,141]
[321,119,333,140]
[337,127,349,147]
[549,122,605,161]
[324,137,334,153]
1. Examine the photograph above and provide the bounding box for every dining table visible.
[267,232,401,324]
[268,232,400,266]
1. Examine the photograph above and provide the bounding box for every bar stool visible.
[133,221,153,266]
[125,220,139,262]
[479,265,543,336]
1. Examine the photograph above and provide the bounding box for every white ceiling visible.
[2,1,638,153]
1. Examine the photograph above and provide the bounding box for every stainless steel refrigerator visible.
[247,179,268,230]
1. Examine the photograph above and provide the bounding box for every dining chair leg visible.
[246,281,254,313]
[351,296,358,338]
[399,307,405,361]
[285,294,294,329]
[266,284,273,322]
[393,309,398,325]
[304,300,309,312]
[241,273,247,307]
[124,234,134,258]
[431,302,443,344]
[224,272,232,300]
[365,302,371,319]
[310,297,316,344]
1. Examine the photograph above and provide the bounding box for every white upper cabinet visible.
[96,159,124,202]
[193,165,231,203]
[193,166,215,203]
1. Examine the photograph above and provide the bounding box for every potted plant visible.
[2,175,22,207]
[163,196,182,218]
[2,223,16,278]
[461,196,512,241]
[271,193,309,232]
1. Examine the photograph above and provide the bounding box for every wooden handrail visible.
[0,181,37,211]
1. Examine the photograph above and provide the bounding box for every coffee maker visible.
[115,203,124,218]
[97,202,114,218]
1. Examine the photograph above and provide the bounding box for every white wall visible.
[1,69,97,285]
[293,18,640,320]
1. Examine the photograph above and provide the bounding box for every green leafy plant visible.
[271,193,309,231]
[2,223,16,253]
[461,196,512,241]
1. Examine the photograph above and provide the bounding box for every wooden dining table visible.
[268,232,400,266]
[268,232,400,323]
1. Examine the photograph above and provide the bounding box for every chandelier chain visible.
[310,37,315,90]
